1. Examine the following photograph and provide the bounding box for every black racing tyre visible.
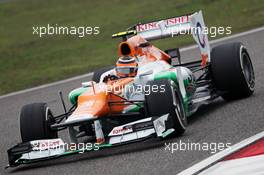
[210,42,255,100]
[92,66,114,83]
[20,103,58,142]
[145,79,187,136]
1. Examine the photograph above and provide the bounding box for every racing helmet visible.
[116,56,138,78]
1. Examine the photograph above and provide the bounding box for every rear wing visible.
[112,11,210,65]
[136,10,210,65]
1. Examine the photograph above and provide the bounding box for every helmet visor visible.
[116,66,137,77]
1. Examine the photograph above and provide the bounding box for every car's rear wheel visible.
[145,79,187,137]
[20,103,58,142]
[210,42,255,100]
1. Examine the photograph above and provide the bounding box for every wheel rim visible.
[171,85,186,129]
[241,51,255,90]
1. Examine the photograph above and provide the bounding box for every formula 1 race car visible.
[6,11,255,168]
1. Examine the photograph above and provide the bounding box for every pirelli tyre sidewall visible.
[20,103,58,142]
[210,42,255,100]
[145,79,187,137]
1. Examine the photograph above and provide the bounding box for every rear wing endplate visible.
[136,11,211,65]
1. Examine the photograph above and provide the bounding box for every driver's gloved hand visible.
[103,74,118,83]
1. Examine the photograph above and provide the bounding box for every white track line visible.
[180,26,264,52]
[0,72,93,99]
[178,131,264,175]
[1,26,264,100]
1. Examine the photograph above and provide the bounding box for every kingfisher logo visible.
[136,16,189,32]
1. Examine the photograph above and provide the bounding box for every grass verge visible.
[0,0,264,95]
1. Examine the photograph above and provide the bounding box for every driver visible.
[115,56,138,78]
[103,56,138,82]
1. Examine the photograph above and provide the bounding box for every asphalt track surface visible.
[1,28,264,175]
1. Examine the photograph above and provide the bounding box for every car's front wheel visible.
[145,79,187,137]
[20,103,58,142]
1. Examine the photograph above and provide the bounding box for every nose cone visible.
[65,91,110,125]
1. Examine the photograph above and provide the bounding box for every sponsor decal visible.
[195,22,206,48]
[136,16,189,32]
[109,126,133,136]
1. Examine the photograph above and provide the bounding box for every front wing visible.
[6,114,174,168]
